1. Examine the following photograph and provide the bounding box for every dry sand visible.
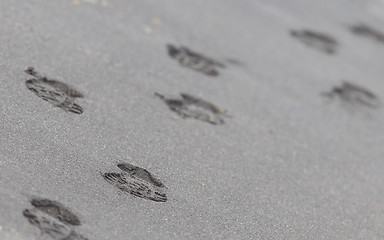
[1,0,384,239]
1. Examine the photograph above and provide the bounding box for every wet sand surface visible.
[1,0,384,239]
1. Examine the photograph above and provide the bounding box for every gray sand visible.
[1,0,384,239]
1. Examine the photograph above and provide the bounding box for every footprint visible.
[25,67,84,114]
[350,24,384,44]
[101,163,167,203]
[30,198,81,226]
[155,92,229,125]
[323,81,380,109]
[290,29,339,54]
[167,44,225,76]
[23,198,87,240]
[117,163,166,188]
